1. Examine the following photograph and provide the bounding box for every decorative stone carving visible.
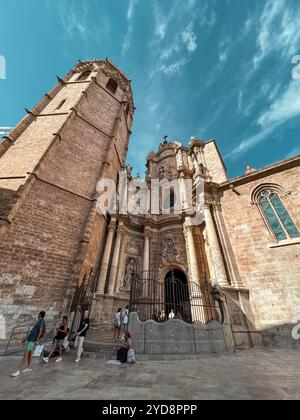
[160,238,183,264]
[123,258,137,289]
[176,148,185,172]
[74,62,100,74]
[126,239,142,256]
[159,141,174,152]
[158,163,178,181]
[147,152,156,162]
[126,164,133,178]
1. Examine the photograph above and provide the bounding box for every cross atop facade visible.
[163,135,168,144]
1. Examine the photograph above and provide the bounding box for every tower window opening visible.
[55,98,67,112]
[106,78,118,94]
[77,70,91,81]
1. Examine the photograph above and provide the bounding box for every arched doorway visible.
[164,269,192,323]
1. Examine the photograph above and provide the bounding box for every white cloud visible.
[197,2,216,31]
[160,40,181,60]
[152,1,172,42]
[127,0,139,19]
[148,0,201,78]
[243,17,255,37]
[237,90,257,118]
[219,36,231,63]
[260,81,282,101]
[182,23,197,53]
[122,0,139,54]
[230,79,300,159]
[286,147,300,158]
[254,0,300,68]
[58,1,89,40]
[228,123,281,158]
[160,59,188,76]
[258,80,300,127]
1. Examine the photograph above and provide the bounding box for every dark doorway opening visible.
[164,269,192,323]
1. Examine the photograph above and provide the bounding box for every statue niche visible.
[126,239,142,256]
[123,258,137,290]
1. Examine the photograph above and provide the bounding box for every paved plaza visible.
[0,348,299,400]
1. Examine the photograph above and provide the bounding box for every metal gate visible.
[69,267,97,334]
[130,270,221,324]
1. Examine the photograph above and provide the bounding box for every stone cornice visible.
[188,138,206,153]
[220,154,300,189]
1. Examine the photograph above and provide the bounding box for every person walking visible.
[43,315,68,363]
[160,310,166,322]
[122,306,130,333]
[168,309,175,319]
[75,310,90,363]
[11,311,46,377]
[113,308,122,341]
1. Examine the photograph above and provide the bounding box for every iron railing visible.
[3,320,58,355]
[130,271,222,324]
[69,268,98,335]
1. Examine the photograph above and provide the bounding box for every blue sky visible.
[0,0,300,179]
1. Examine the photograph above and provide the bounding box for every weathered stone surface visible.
[129,313,227,355]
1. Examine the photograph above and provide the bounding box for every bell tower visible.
[0,59,134,333]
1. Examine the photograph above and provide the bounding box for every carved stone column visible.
[143,227,151,275]
[183,218,205,322]
[96,219,117,294]
[179,172,189,212]
[107,221,124,296]
[183,218,200,285]
[203,202,229,288]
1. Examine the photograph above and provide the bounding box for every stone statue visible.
[212,284,226,324]
[123,258,136,289]
[126,164,133,178]
[126,239,141,256]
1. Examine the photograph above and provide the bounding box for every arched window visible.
[106,78,118,94]
[77,70,91,81]
[257,189,300,241]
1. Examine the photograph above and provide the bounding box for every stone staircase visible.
[84,327,117,359]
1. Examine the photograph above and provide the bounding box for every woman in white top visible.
[113,308,122,340]
[168,309,175,319]
[122,305,130,332]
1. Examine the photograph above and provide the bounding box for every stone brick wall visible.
[219,165,300,331]
[203,141,228,183]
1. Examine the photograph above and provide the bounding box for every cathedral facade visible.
[0,60,299,348]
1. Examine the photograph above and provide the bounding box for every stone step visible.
[81,351,230,361]
[87,332,114,342]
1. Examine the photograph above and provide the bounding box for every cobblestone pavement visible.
[0,348,299,400]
